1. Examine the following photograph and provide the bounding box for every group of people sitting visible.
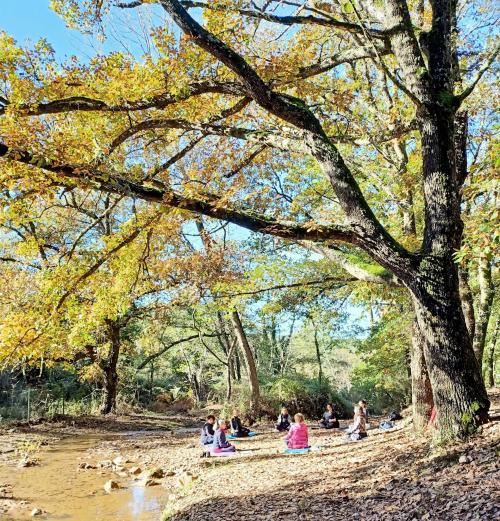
[275,400,368,444]
[200,400,369,455]
[200,408,250,455]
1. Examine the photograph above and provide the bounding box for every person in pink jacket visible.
[284,413,309,449]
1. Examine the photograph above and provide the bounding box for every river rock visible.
[143,478,160,487]
[30,508,43,516]
[164,470,176,477]
[78,462,96,470]
[112,456,124,466]
[459,455,472,464]
[141,467,164,479]
[117,472,128,478]
[114,465,126,473]
[98,460,113,468]
[129,466,142,475]
[18,457,38,468]
[104,480,119,493]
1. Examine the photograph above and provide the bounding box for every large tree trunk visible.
[412,268,490,437]
[473,257,494,365]
[485,318,498,388]
[100,321,120,415]
[230,310,260,414]
[410,317,434,431]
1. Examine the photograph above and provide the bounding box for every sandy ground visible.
[0,393,499,521]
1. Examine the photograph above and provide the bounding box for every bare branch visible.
[179,1,389,39]
[457,43,500,103]
[136,333,219,369]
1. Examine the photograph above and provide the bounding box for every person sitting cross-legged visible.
[200,415,216,444]
[346,406,367,441]
[275,407,293,432]
[318,403,340,429]
[284,413,309,449]
[199,414,217,457]
[212,419,236,453]
[230,408,251,438]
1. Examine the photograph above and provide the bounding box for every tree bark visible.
[100,321,120,415]
[234,350,242,382]
[230,311,260,414]
[412,276,489,437]
[410,317,434,431]
[472,257,494,365]
[458,266,476,340]
[485,318,498,388]
[226,339,237,401]
[313,324,323,387]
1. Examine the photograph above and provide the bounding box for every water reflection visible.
[0,434,165,521]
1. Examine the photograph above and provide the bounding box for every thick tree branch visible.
[0,81,245,117]
[158,1,418,283]
[300,242,401,287]
[106,118,308,155]
[0,144,356,244]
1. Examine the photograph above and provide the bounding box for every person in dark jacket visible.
[212,420,236,453]
[200,414,216,446]
[230,408,250,437]
[318,403,340,429]
[275,407,292,432]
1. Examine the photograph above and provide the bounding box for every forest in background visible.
[0,0,498,439]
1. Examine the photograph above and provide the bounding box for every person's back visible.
[285,413,309,449]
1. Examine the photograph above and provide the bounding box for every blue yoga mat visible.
[284,445,322,454]
[227,432,258,440]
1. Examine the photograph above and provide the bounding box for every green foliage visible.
[350,309,412,414]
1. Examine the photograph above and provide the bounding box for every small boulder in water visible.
[103,480,119,493]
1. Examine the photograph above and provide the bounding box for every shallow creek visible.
[0,432,170,520]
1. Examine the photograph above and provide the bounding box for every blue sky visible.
[1,0,168,60]
[2,0,86,55]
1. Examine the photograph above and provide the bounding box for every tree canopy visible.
[0,0,498,439]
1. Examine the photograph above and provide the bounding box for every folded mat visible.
[227,432,258,439]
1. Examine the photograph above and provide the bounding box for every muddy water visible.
[0,434,166,521]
